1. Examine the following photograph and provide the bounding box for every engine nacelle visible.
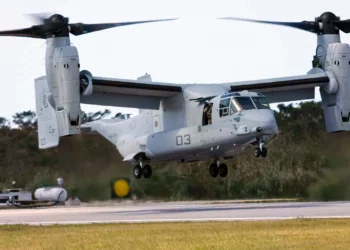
[80,70,93,96]
[321,43,350,132]
[45,39,82,136]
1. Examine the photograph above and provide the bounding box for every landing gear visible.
[209,163,218,177]
[143,164,152,179]
[209,161,228,178]
[218,163,228,177]
[133,165,143,179]
[254,138,268,158]
[254,147,268,158]
[254,148,261,157]
[133,164,153,179]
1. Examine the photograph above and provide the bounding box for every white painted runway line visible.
[1,201,350,225]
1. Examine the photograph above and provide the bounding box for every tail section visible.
[138,73,152,114]
[137,73,152,82]
[80,119,123,145]
[35,76,60,149]
[35,72,147,149]
[35,76,81,149]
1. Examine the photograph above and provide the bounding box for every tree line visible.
[0,102,349,202]
[1,109,126,130]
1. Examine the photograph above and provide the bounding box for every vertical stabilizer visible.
[137,73,152,82]
[138,73,152,114]
[35,76,60,149]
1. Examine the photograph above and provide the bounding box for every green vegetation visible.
[0,102,350,201]
[1,219,350,249]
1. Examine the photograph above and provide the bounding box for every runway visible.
[1,201,350,225]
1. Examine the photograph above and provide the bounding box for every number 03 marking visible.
[184,135,191,144]
[176,134,191,146]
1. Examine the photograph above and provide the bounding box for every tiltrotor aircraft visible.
[1,12,349,179]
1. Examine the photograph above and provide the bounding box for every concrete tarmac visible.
[1,201,350,225]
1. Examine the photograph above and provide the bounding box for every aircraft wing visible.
[81,74,184,109]
[81,70,330,107]
[222,71,330,103]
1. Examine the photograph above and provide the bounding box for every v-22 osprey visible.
[0,12,349,179]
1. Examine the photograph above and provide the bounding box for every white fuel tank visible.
[34,187,67,202]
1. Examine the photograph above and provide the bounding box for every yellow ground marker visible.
[113,179,130,198]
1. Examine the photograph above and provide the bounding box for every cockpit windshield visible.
[230,97,256,114]
[219,94,270,117]
[251,96,270,109]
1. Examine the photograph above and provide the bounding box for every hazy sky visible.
[0,0,349,121]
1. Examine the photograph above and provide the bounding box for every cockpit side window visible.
[251,96,270,109]
[219,98,230,117]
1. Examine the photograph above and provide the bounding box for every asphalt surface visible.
[1,201,350,225]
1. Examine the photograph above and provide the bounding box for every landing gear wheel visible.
[133,165,143,179]
[209,163,218,178]
[254,148,261,158]
[218,163,228,177]
[143,164,152,179]
[261,148,267,158]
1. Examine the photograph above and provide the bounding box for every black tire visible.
[219,163,228,177]
[143,164,152,179]
[209,163,218,178]
[133,165,143,179]
[254,148,261,158]
[261,148,267,158]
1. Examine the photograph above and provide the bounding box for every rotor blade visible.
[219,17,320,34]
[69,18,177,36]
[0,27,44,39]
[335,20,350,33]
[24,12,52,24]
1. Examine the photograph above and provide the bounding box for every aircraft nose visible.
[261,111,278,135]
[250,110,279,135]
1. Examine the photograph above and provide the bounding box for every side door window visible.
[202,103,213,126]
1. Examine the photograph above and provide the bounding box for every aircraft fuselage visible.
[86,90,278,164]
